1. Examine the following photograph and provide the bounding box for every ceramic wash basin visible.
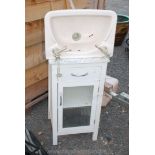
[45,9,117,60]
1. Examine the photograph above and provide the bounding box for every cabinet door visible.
[58,81,99,135]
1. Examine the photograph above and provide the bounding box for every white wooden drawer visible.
[60,66,101,82]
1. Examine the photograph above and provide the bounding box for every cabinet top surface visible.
[48,57,109,65]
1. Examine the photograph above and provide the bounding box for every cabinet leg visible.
[92,103,101,141]
[92,96,103,141]
[53,133,58,145]
[48,97,51,119]
[48,112,51,119]
[51,117,58,145]
[92,130,98,141]
[48,64,52,120]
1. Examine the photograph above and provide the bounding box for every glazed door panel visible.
[58,81,99,134]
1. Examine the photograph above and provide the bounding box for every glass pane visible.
[63,86,94,108]
[63,86,94,128]
[63,106,91,128]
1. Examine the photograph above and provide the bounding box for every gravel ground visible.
[106,0,129,16]
[107,46,129,94]
[106,0,129,94]
[26,0,129,154]
[26,98,128,155]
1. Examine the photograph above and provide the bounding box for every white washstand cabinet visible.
[45,10,117,145]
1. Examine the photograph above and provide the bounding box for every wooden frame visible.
[58,81,99,135]
[66,0,98,9]
[25,78,48,103]
[92,64,107,140]
[25,2,51,22]
[50,64,58,145]
[25,20,44,47]
[25,62,48,87]
[51,0,67,10]
[97,0,106,10]
[25,43,46,69]
[25,92,48,109]
[48,62,108,145]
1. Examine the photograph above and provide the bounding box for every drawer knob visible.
[71,72,88,77]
